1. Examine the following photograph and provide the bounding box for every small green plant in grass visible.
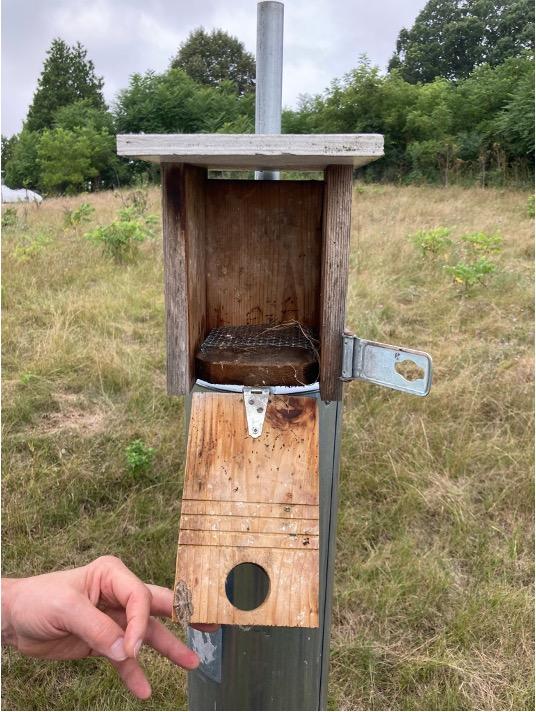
[444,257,496,289]
[527,195,535,218]
[20,372,38,385]
[125,439,155,475]
[408,227,452,257]
[85,207,157,263]
[460,231,502,254]
[2,207,18,228]
[63,202,95,229]
[13,232,53,261]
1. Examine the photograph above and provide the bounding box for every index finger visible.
[146,584,220,632]
[92,556,152,658]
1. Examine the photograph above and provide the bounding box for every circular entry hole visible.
[225,563,270,611]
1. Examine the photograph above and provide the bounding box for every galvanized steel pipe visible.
[255,1,284,180]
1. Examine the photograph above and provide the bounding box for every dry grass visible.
[2,184,534,710]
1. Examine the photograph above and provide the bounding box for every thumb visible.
[61,595,130,661]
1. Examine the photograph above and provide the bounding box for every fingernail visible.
[109,637,128,661]
[190,652,200,669]
[134,639,143,658]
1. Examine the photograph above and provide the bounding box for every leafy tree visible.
[171,28,255,95]
[3,129,41,189]
[283,53,534,185]
[53,99,115,133]
[26,39,105,132]
[1,134,17,168]
[37,126,115,194]
[495,59,535,155]
[114,68,251,134]
[389,0,535,83]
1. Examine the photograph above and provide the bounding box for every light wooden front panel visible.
[175,391,319,627]
[205,180,323,330]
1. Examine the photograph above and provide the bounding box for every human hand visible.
[1,555,216,699]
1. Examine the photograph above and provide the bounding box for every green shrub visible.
[13,232,53,261]
[460,231,502,254]
[85,207,157,263]
[444,258,496,289]
[408,227,452,256]
[125,439,155,475]
[64,202,95,228]
[2,207,18,228]
[527,195,535,218]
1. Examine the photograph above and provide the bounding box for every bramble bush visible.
[460,231,502,254]
[125,439,155,476]
[13,231,53,261]
[408,227,452,256]
[64,202,95,229]
[408,226,503,293]
[1,207,18,228]
[85,206,157,263]
[444,258,497,289]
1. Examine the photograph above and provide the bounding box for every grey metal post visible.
[255,1,284,180]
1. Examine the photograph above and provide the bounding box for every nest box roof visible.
[116,133,383,170]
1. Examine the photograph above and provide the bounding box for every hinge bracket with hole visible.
[341,334,433,396]
[243,387,270,438]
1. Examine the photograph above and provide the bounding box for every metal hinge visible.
[341,334,433,397]
[243,387,270,438]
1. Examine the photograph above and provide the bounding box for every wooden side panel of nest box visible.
[174,391,319,627]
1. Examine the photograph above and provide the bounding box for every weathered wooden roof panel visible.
[116,133,384,169]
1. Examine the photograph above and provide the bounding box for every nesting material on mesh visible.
[199,324,318,353]
[196,323,320,387]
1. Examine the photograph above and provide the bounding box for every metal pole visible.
[255,1,284,180]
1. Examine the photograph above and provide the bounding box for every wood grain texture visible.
[162,163,206,395]
[319,165,354,401]
[196,343,319,386]
[175,391,319,627]
[205,180,323,330]
[117,133,384,169]
[180,499,318,520]
[180,513,319,535]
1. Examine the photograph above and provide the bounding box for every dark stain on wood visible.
[266,396,316,431]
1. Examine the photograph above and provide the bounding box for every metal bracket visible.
[243,387,270,438]
[341,335,433,396]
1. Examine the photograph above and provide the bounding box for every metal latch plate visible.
[243,387,270,437]
[342,335,432,396]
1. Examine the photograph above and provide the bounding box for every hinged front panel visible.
[174,391,319,627]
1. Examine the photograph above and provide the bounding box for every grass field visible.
[2,183,534,710]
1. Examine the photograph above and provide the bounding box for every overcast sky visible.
[2,0,425,137]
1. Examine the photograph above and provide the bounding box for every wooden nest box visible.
[117,133,384,627]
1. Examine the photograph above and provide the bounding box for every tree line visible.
[2,0,534,194]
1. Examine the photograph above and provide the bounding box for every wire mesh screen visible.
[199,324,318,352]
